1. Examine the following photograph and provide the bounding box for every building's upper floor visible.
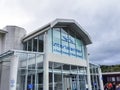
[0,19,92,61]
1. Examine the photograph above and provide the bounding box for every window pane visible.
[28,54,36,69]
[18,53,28,69]
[61,28,69,56]
[76,38,83,58]
[71,65,77,73]
[54,62,62,71]
[23,42,27,50]
[49,73,53,90]
[69,43,76,57]
[38,73,43,90]
[63,64,70,71]
[54,73,62,90]
[28,39,32,51]
[53,28,61,54]
[69,31,76,57]
[33,36,38,51]
[38,34,44,52]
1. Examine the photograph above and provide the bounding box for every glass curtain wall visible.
[16,51,44,90]
[90,64,100,90]
[50,27,85,60]
[23,34,44,52]
[49,62,87,90]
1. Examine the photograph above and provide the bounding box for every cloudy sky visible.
[0,0,120,65]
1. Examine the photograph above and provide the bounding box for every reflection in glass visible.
[49,73,53,90]
[54,73,62,90]
[16,52,43,90]
[38,35,44,52]
[51,27,85,59]
[54,63,62,71]
[53,28,61,54]
[33,37,38,51]
[28,39,32,51]
[23,34,44,52]
[28,54,35,69]
[18,53,28,69]
[48,62,89,90]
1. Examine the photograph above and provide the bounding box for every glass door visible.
[72,75,77,90]
[63,74,78,90]
[79,75,86,90]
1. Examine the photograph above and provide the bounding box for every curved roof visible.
[23,19,92,45]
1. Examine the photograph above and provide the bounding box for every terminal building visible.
[0,19,104,90]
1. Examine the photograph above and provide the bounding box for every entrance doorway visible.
[63,74,86,90]
[63,74,77,90]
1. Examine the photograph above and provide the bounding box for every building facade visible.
[0,19,104,90]
[102,72,120,85]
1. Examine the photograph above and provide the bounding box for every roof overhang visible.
[0,29,8,34]
[102,72,120,75]
[23,19,92,45]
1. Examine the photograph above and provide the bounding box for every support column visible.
[0,62,2,90]
[86,48,92,90]
[43,32,49,90]
[86,60,92,90]
[9,55,19,90]
[98,67,104,90]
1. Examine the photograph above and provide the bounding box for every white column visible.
[9,55,19,90]
[86,61,92,90]
[43,32,49,90]
[86,48,92,90]
[98,67,104,90]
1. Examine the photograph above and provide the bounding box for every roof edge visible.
[23,19,92,45]
[0,29,8,34]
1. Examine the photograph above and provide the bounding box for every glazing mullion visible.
[31,75,33,90]
[35,54,38,90]
[95,67,99,90]
[52,62,54,90]
[75,32,77,58]
[37,36,39,52]
[83,67,87,90]
[51,28,53,53]
[60,28,62,54]
[77,67,80,90]
[61,64,64,90]
[32,39,33,51]
[27,41,28,51]
[25,54,29,90]
[92,67,95,90]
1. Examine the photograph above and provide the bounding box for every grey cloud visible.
[1,0,120,65]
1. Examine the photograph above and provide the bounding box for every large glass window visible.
[23,34,44,52]
[49,62,88,90]
[50,27,85,59]
[16,52,44,90]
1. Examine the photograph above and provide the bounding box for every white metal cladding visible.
[23,19,92,45]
